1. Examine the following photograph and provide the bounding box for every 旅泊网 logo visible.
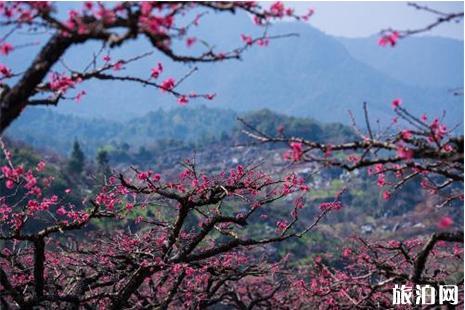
[392,284,458,305]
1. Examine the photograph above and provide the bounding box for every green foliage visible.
[7,106,356,160]
[234,109,356,144]
[96,149,109,167]
[0,140,85,208]
[6,106,238,156]
[68,140,85,174]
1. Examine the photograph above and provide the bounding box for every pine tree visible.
[96,149,110,176]
[68,140,85,174]
[96,149,109,167]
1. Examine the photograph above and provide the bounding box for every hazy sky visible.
[287,1,464,40]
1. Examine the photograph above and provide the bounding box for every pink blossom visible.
[186,37,196,47]
[294,197,305,209]
[253,15,264,25]
[302,8,314,21]
[151,173,161,182]
[0,42,13,55]
[27,200,40,212]
[454,244,463,256]
[276,220,288,232]
[185,267,195,276]
[378,31,399,47]
[36,160,46,172]
[342,248,352,258]
[285,8,294,16]
[442,144,453,153]
[0,64,12,78]
[84,2,93,10]
[319,201,343,211]
[177,95,188,106]
[437,216,453,229]
[49,73,76,93]
[374,164,384,173]
[75,90,86,103]
[396,145,414,160]
[347,154,360,163]
[269,2,285,17]
[241,34,253,45]
[5,179,14,189]
[137,172,149,180]
[160,77,175,92]
[377,174,385,187]
[382,191,391,201]
[24,172,37,190]
[150,62,163,79]
[285,142,303,161]
[96,5,116,24]
[140,2,152,16]
[172,264,184,274]
[112,60,124,71]
[400,130,412,140]
[388,240,401,248]
[429,118,447,141]
[257,38,269,47]
[391,98,402,108]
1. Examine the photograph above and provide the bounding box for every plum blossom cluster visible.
[0,140,336,308]
[302,234,463,307]
[0,2,51,23]
[242,98,464,306]
[377,3,463,47]
[0,147,95,234]
[256,104,462,209]
[0,42,13,55]
[0,63,12,79]
[378,31,399,47]
[283,142,304,161]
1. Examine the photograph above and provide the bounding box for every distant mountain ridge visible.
[6,11,461,126]
[5,106,237,155]
[6,106,355,157]
[338,35,463,89]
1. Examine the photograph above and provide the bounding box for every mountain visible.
[5,106,356,157]
[7,11,463,126]
[338,35,464,89]
[180,16,462,125]
[5,106,237,155]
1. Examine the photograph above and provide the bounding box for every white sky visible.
[284,1,464,39]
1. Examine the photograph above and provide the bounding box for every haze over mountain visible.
[5,106,355,157]
[6,11,463,126]
[339,35,464,89]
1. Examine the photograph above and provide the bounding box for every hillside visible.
[5,106,356,157]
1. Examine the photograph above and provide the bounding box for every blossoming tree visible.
[1,143,341,308]
[242,63,464,308]
[239,5,464,306]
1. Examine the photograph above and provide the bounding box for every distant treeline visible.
[6,106,355,157]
